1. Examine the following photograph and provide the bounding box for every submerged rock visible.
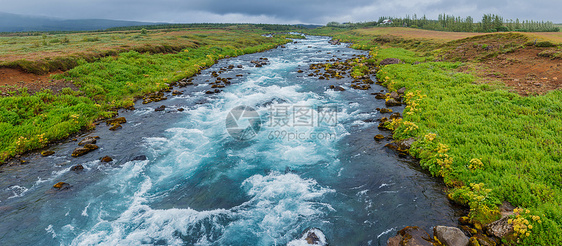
[109,123,122,131]
[155,105,166,112]
[329,85,345,91]
[434,226,469,246]
[41,150,55,157]
[131,155,147,161]
[287,228,327,246]
[70,164,84,171]
[53,182,70,190]
[379,108,393,114]
[100,156,113,162]
[373,93,387,99]
[374,134,385,140]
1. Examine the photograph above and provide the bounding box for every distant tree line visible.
[105,23,302,32]
[327,14,560,32]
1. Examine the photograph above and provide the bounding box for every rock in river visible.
[155,105,166,112]
[287,228,327,246]
[78,136,99,146]
[71,144,99,157]
[41,150,55,157]
[53,182,70,190]
[106,117,126,125]
[70,164,84,171]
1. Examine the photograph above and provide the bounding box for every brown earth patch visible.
[441,33,561,95]
[484,48,561,96]
[0,68,77,95]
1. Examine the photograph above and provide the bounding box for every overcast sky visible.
[2,0,561,24]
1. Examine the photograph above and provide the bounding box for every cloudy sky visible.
[1,0,561,24]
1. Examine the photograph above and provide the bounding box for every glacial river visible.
[0,36,458,245]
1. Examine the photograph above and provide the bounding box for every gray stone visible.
[485,216,513,238]
[434,226,469,246]
[379,58,402,66]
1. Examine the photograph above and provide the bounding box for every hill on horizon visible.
[0,12,160,32]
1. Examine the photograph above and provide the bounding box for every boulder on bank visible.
[390,91,401,100]
[390,112,401,120]
[397,138,416,150]
[379,58,403,66]
[387,226,434,246]
[106,117,126,125]
[434,226,469,246]
[385,98,402,107]
[485,216,513,239]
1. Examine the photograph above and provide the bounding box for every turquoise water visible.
[0,36,458,245]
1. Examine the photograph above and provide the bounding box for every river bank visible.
[0,28,302,164]
[311,27,562,244]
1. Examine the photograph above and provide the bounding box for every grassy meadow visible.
[0,26,298,161]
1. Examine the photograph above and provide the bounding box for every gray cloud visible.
[1,0,560,24]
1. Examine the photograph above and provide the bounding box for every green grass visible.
[0,26,305,74]
[0,30,292,161]
[376,50,562,244]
